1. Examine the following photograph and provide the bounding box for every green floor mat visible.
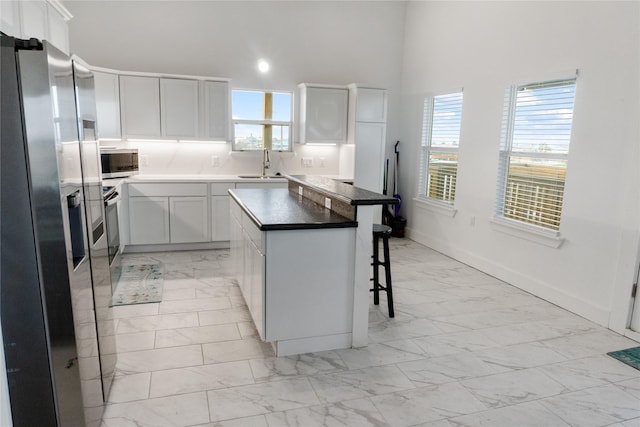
[607,346,640,371]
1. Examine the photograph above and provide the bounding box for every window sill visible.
[414,197,457,218]
[490,217,565,248]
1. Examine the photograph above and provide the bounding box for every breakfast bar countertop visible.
[228,188,357,231]
[286,174,399,206]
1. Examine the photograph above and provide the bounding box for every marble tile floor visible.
[101,239,640,427]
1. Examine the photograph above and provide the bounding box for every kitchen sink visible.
[237,175,284,179]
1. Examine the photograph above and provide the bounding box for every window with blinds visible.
[495,77,577,231]
[418,91,464,204]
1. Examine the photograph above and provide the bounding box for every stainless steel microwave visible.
[100,148,139,179]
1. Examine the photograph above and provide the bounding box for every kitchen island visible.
[229,175,397,356]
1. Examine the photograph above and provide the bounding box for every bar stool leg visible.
[382,235,394,318]
[372,234,380,305]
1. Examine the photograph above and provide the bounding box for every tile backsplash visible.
[100,141,355,178]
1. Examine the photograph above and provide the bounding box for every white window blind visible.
[496,78,577,231]
[419,91,464,203]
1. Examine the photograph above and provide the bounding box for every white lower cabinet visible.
[127,180,287,247]
[128,183,208,245]
[211,182,235,242]
[169,196,209,243]
[129,196,170,245]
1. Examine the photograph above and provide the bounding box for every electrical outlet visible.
[324,197,332,209]
[211,156,220,167]
[470,216,476,227]
[302,157,313,168]
[140,154,149,166]
[319,157,325,168]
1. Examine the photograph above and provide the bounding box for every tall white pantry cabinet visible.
[349,85,388,194]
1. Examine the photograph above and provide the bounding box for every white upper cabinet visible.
[298,84,348,144]
[119,75,161,138]
[202,80,230,141]
[94,71,121,139]
[349,85,388,194]
[106,72,229,141]
[20,1,48,42]
[46,1,68,53]
[355,88,387,123]
[160,78,199,138]
[0,1,71,54]
[0,1,22,38]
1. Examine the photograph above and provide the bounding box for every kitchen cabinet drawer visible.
[211,182,235,196]
[235,181,287,189]
[129,183,207,197]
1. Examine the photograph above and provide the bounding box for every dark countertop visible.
[286,175,399,206]
[229,188,358,231]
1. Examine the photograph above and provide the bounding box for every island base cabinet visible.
[264,229,355,347]
[246,233,265,341]
[231,199,357,356]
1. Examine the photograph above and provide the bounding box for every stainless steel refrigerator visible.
[1,34,115,426]
[72,59,117,410]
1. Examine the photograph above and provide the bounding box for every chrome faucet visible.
[262,148,270,177]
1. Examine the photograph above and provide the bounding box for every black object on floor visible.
[371,224,394,317]
[607,346,640,371]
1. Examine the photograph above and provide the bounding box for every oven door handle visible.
[104,193,121,207]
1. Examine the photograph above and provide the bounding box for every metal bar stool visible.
[371,224,394,317]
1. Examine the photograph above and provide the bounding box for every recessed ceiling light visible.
[258,60,270,73]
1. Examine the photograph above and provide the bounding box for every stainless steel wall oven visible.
[103,185,122,292]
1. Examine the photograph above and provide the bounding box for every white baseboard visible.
[405,226,610,327]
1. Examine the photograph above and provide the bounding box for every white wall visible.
[400,1,640,331]
[65,0,406,178]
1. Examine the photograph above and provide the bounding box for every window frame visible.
[417,90,464,207]
[231,89,293,152]
[494,76,577,235]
